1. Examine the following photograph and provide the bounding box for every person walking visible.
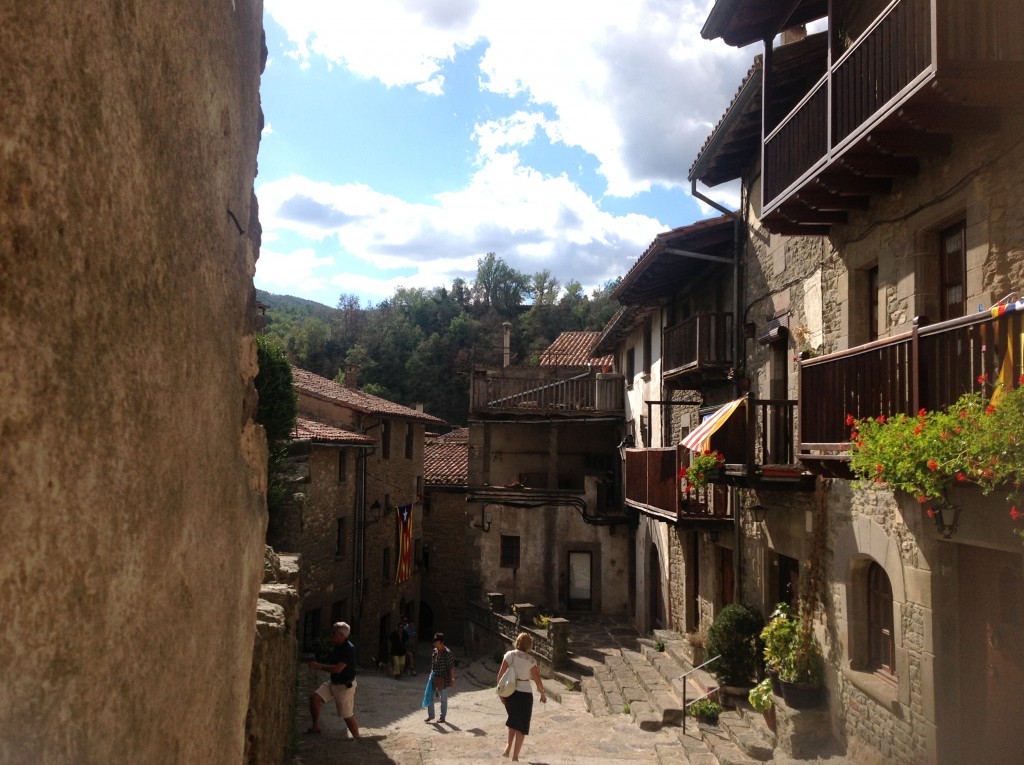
[423,631,455,724]
[307,622,361,739]
[402,617,418,675]
[498,631,546,761]
[387,622,407,679]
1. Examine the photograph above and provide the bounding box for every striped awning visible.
[681,397,746,452]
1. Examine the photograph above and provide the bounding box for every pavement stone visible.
[292,649,698,764]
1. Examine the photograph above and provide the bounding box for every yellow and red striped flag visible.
[395,504,413,584]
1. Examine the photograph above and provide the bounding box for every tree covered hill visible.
[256,254,619,427]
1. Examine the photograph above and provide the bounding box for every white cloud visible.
[264,0,753,198]
[255,245,336,294]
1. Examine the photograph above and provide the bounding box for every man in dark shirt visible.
[387,623,407,679]
[307,622,360,738]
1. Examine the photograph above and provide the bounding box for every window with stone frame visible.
[405,422,414,460]
[625,347,635,388]
[382,421,392,459]
[867,562,896,674]
[939,220,966,320]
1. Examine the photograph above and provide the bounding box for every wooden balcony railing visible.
[623,446,727,521]
[799,307,1024,458]
[624,397,810,511]
[663,312,733,378]
[764,0,933,211]
[470,367,624,416]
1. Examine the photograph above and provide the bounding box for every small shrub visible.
[688,698,723,722]
[622,703,631,714]
[705,603,764,686]
[654,640,665,652]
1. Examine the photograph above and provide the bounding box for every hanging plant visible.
[679,449,725,491]
[847,376,1024,543]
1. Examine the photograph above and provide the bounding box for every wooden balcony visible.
[663,312,733,383]
[624,398,813,517]
[623,446,730,523]
[470,367,624,417]
[799,307,1024,471]
[761,0,1022,232]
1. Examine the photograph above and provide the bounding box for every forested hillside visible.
[257,253,619,427]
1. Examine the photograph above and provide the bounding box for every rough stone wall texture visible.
[421,487,468,643]
[245,549,300,765]
[0,2,267,763]
[357,432,423,660]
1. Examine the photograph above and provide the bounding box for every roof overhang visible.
[702,0,827,47]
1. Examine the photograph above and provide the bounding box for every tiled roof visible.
[424,435,467,486]
[539,332,614,368]
[293,416,376,446]
[292,367,447,427]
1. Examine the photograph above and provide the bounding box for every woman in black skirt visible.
[498,631,547,761]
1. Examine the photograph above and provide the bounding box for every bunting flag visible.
[987,297,1024,407]
[681,397,746,453]
[395,503,413,584]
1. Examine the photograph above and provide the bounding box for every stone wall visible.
[421,486,469,643]
[0,2,267,763]
[245,548,300,765]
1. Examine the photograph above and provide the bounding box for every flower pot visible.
[780,679,821,708]
[767,669,782,695]
[695,713,719,725]
[763,706,777,732]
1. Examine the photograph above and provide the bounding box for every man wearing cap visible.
[307,622,361,739]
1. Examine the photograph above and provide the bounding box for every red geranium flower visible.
[846,413,855,427]
[678,466,688,478]
[986,405,996,415]
[926,508,936,519]
[956,472,967,482]
[1011,506,1022,521]
[918,408,927,418]
[917,495,928,504]
[977,374,987,384]
[875,464,884,473]
[928,459,938,471]
[877,415,886,424]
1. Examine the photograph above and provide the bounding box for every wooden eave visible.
[702,0,827,47]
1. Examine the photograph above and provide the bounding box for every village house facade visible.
[421,428,471,643]
[280,366,446,663]
[466,332,634,619]
[655,1,1024,763]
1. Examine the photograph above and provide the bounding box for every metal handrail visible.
[679,653,720,733]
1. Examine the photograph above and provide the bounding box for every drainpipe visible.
[690,179,745,603]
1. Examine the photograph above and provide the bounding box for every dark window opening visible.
[939,221,966,320]
[500,535,521,568]
[335,518,346,558]
[867,562,895,674]
[405,423,414,460]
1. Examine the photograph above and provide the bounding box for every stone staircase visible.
[579,628,781,765]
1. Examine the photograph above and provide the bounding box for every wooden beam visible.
[815,172,892,195]
[836,153,918,178]
[796,186,870,211]
[866,130,952,158]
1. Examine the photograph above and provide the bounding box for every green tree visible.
[254,335,298,520]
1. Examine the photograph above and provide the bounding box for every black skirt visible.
[505,689,534,734]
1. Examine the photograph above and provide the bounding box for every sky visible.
[254,0,755,309]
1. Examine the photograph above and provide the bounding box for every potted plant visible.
[688,698,723,724]
[760,603,796,693]
[680,449,725,491]
[704,603,764,693]
[778,621,824,708]
[748,678,776,731]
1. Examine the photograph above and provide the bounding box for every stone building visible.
[288,367,446,663]
[422,428,471,643]
[466,332,633,618]
[1,3,270,763]
[675,1,1024,763]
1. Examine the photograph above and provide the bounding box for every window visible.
[405,423,414,459]
[643,321,652,376]
[382,421,392,459]
[866,265,879,342]
[500,535,521,568]
[867,562,895,674]
[338,450,348,483]
[335,518,346,558]
[414,538,422,570]
[625,348,635,386]
[939,221,966,320]
[382,547,391,582]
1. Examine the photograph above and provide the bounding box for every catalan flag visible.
[681,397,747,453]
[395,503,413,584]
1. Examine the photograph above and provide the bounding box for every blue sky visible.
[255,0,751,308]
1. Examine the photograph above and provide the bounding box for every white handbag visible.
[496,655,518,697]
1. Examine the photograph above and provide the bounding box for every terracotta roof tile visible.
[292,367,446,427]
[293,416,376,446]
[424,438,467,486]
[539,332,614,367]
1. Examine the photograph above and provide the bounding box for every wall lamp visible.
[475,507,493,533]
[929,505,961,539]
[749,505,767,523]
[364,499,385,528]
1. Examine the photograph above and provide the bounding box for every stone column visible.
[548,617,570,669]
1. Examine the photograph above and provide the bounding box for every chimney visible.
[344,364,359,389]
[502,321,512,368]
